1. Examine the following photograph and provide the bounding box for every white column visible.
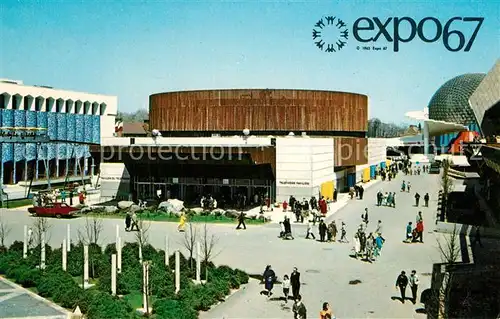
[164,235,169,267]
[83,245,89,286]
[117,237,122,274]
[142,261,150,313]
[423,121,430,157]
[196,242,201,282]
[111,254,117,296]
[23,225,28,259]
[40,232,46,270]
[66,224,71,252]
[139,241,143,265]
[115,224,119,243]
[62,239,67,271]
[175,250,180,294]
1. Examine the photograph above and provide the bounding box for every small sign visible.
[223,179,229,185]
[416,161,420,165]
[172,178,179,184]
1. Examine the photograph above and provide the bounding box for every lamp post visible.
[242,129,250,144]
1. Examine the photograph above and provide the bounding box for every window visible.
[0,94,5,109]
[12,95,21,109]
[24,96,31,111]
[65,100,72,113]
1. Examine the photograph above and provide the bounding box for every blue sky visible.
[1,0,498,123]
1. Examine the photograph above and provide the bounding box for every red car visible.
[28,202,79,218]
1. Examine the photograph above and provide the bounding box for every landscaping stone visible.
[158,199,185,213]
[129,204,141,213]
[224,209,239,218]
[210,208,225,216]
[104,206,118,214]
[191,207,204,214]
[117,201,134,209]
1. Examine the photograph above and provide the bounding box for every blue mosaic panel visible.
[0,109,3,125]
[2,109,14,127]
[37,112,48,129]
[14,143,25,162]
[57,113,67,140]
[2,144,13,163]
[26,143,36,161]
[58,143,68,159]
[92,116,100,144]
[66,144,75,158]
[84,115,93,143]
[26,111,37,127]
[84,146,91,158]
[75,115,84,142]
[38,143,47,160]
[14,110,26,127]
[47,143,56,160]
[75,145,85,158]
[47,112,57,139]
[67,114,76,142]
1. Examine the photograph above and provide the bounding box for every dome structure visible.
[428,73,486,125]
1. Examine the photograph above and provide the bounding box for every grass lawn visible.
[123,290,156,309]
[4,198,33,209]
[83,212,267,224]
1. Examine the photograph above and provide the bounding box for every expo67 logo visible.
[313,15,484,53]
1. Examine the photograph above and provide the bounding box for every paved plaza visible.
[0,172,445,318]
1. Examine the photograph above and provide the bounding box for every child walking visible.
[282,275,290,303]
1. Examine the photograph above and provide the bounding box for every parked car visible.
[28,202,79,218]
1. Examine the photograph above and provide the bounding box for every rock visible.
[117,201,134,209]
[104,206,118,214]
[246,211,260,219]
[129,204,141,213]
[158,199,184,213]
[224,209,239,218]
[191,207,204,215]
[80,206,92,214]
[211,208,225,216]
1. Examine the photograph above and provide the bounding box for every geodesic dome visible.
[428,73,486,125]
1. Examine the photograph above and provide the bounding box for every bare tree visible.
[183,222,198,269]
[200,223,221,281]
[0,212,11,248]
[436,224,461,264]
[32,217,52,248]
[135,218,151,254]
[77,216,104,246]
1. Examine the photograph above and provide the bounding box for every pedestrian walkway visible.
[263,178,382,224]
[0,277,69,319]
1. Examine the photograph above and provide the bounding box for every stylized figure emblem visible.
[312,16,348,52]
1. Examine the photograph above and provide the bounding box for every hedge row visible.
[0,240,249,318]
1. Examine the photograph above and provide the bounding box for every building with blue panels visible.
[0,79,116,194]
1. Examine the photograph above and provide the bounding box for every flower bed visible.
[0,241,249,318]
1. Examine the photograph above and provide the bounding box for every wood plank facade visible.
[150,89,368,134]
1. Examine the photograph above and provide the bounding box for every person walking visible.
[282,274,290,303]
[405,222,413,242]
[416,219,424,243]
[365,233,374,262]
[320,302,333,319]
[60,189,67,203]
[409,270,420,304]
[319,196,327,217]
[177,212,187,232]
[375,220,385,242]
[407,182,411,192]
[282,200,288,212]
[263,265,276,298]
[414,193,421,206]
[125,212,132,232]
[290,267,301,300]
[305,220,316,240]
[319,220,327,242]
[392,192,396,208]
[424,193,430,207]
[339,222,349,243]
[401,181,406,192]
[329,221,338,242]
[236,212,247,230]
[395,271,409,303]
[472,225,483,247]
[353,232,361,259]
[359,185,364,200]
[363,207,369,224]
[292,295,307,319]
[416,211,423,223]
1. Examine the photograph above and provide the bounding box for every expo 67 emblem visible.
[312,16,349,53]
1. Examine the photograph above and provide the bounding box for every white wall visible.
[367,138,387,165]
[99,163,131,201]
[100,136,273,147]
[275,137,334,202]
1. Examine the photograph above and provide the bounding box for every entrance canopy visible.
[425,119,468,137]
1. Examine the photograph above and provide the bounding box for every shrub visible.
[149,263,175,299]
[9,240,24,253]
[117,264,142,294]
[5,263,41,288]
[153,299,198,319]
[86,291,132,319]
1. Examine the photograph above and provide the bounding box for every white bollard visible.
[83,245,89,286]
[165,236,169,267]
[139,243,143,265]
[62,239,67,271]
[117,237,122,274]
[196,242,201,282]
[67,224,71,252]
[23,225,28,259]
[40,232,46,270]
[175,250,180,294]
[111,254,117,296]
[142,261,150,314]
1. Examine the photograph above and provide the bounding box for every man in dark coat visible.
[395,270,409,303]
[359,185,364,200]
[236,212,246,230]
[290,267,301,300]
[424,193,430,207]
[318,220,327,242]
[292,294,307,319]
[263,265,276,298]
[415,193,421,206]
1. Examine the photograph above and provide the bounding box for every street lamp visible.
[242,129,250,144]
